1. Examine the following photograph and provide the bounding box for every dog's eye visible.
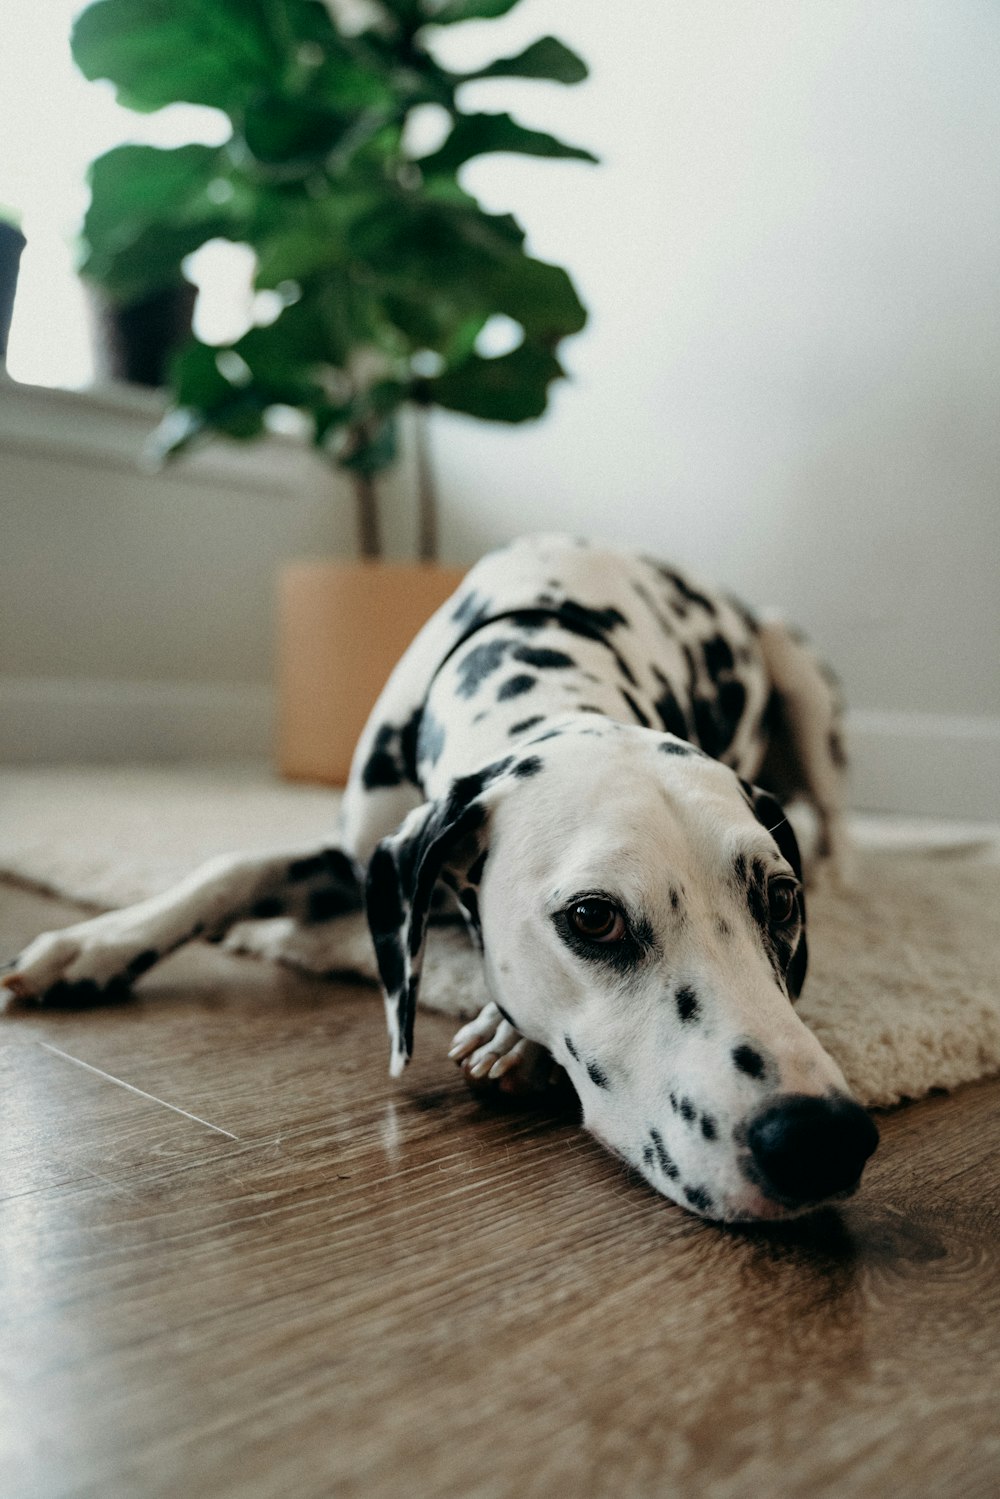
[768,880,798,926]
[567,898,626,943]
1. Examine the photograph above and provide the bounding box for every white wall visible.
[432,1,1000,713]
[2,1,998,815]
[422,0,1000,814]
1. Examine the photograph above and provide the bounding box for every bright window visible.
[1,0,232,388]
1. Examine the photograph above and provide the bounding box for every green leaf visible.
[83,143,223,243]
[238,291,353,373]
[461,37,588,85]
[170,339,239,409]
[428,340,565,421]
[72,0,281,114]
[426,0,525,24]
[80,143,230,298]
[419,113,597,174]
[483,255,587,340]
[153,340,268,459]
[243,96,352,165]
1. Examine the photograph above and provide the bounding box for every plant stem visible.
[413,404,438,563]
[352,471,382,559]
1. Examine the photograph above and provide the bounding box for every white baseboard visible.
[1,678,997,820]
[0,677,273,764]
[845,708,1000,819]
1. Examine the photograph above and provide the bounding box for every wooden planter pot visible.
[277,560,466,786]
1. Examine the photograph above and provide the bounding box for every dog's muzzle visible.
[745,1093,880,1207]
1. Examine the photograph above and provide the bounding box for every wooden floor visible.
[2,881,998,1499]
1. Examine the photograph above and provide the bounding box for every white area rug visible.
[2,763,999,1109]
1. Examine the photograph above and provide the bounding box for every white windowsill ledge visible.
[0,373,323,498]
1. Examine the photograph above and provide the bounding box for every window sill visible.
[0,374,322,498]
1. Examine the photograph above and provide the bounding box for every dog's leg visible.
[756,619,851,879]
[2,844,360,1004]
[447,1000,559,1095]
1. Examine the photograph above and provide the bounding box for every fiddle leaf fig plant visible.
[72,0,596,557]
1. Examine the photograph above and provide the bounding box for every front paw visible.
[1,919,158,1005]
[448,1002,559,1095]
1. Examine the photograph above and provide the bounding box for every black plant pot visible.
[0,221,27,361]
[90,279,197,388]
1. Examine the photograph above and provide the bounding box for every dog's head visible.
[365,717,877,1223]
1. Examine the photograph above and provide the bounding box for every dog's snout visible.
[746,1093,879,1206]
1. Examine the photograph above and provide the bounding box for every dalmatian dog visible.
[3,534,878,1223]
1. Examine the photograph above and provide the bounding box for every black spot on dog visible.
[466,848,488,887]
[506,611,548,633]
[675,984,700,1023]
[716,918,732,938]
[509,715,544,736]
[307,887,353,922]
[642,1143,655,1168]
[702,634,736,681]
[416,706,446,768]
[361,724,404,790]
[513,646,576,671]
[497,674,536,701]
[399,706,423,782]
[657,567,718,617]
[656,683,689,740]
[125,948,159,980]
[564,1034,580,1061]
[620,690,651,727]
[374,934,405,996]
[456,638,512,699]
[585,1059,611,1090]
[733,1044,766,1080]
[683,1184,714,1212]
[669,1092,679,1113]
[669,888,682,912]
[400,975,419,1055]
[512,755,543,779]
[288,852,329,882]
[451,589,492,628]
[693,680,746,760]
[565,600,626,634]
[449,757,513,808]
[40,977,131,1010]
[577,704,604,714]
[659,736,693,757]
[366,847,404,936]
[251,896,285,919]
[679,1097,696,1124]
[700,1114,718,1142]
[650,1128,680,1179]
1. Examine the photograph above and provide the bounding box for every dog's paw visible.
[447,1001,557,1095]
[1,918,158,1006]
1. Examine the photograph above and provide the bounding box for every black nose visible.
[746,1093,879,1205]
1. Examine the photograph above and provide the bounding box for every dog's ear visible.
[741,781,809,999]
[365,760,513,1077]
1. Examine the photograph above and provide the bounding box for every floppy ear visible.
[365,765,506,1077]
[741,781,809,999]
